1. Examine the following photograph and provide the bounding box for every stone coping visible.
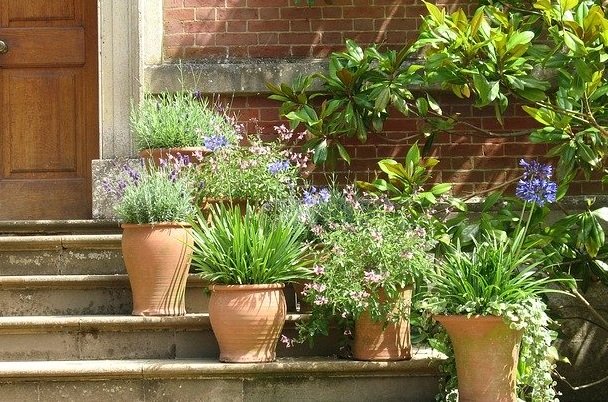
[0,234,122,251]
[144,59,328,95]
[0,220,121,235]
[0,353,443,381]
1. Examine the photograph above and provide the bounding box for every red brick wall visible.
[162,0,603,196]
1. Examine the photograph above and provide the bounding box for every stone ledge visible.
[144,59,327,94]
[0,274,206,289]
[0,235,122,252]
[0,353,442,381]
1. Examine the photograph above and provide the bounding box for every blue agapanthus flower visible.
[515,159,557,206]
[302,186,331,206]
[267,160,290,175]
[203,134,229,152]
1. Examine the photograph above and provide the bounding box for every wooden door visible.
[0,0,98,219]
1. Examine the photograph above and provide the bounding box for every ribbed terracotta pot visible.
[353,286,413,361]
[434,315,523,402]
[138,147,209,166]
[209,283,286,363]
[121,223,193,316]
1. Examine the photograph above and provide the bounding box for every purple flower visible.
[203,134,229,151]
[123,164,141,184]
[364,270,385,283]
[313,265,325,275]
[302,186,331,206]
[516,159,557,206]
[267,160,290,175]
[318,188,331,202]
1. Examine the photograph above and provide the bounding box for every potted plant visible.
[104,160,196,315]
[130,91,241,164]
[289,187,435,361]
[189,204,312,362]
[420,160,573,402]
[195,128,309,212]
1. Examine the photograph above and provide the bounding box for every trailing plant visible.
[130,91,241,150]
[195,126,309,205]
[284,189,436,347]
[189,204,312,285]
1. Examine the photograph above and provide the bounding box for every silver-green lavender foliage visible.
[115,167,195,224]
[190,204,312,285]
[130,92,239,150]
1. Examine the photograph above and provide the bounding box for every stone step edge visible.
[0,274,207,289]
[0,220,121,235]
[0,234,122,251]
[0,313,305,333]
[0,354,443,381]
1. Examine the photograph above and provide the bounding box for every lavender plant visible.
[104,159,196,224]
[130,92,241,150]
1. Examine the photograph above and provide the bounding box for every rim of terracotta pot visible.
[433,314,506,323]
[121,222,192,229]
[209,283,285,291]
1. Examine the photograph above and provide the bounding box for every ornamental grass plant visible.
[189,203,312,285]
[421,160,574,402]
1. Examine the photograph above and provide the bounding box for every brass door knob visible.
[0,40,8,54]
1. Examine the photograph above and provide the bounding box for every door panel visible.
[0,0,98,219]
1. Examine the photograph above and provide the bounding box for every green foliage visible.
[195,133,303,204]
[189,204,312,285]
[295,200,436,344]
[130,92,239,150]
[115,164,195,224]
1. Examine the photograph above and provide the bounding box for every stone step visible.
[0,314,337,361]
[0,355,442,401]
[0,274,208,316]
[0,234,124,275]
[0,220,121,236]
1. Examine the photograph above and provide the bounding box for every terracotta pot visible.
[434,315,523,402]
[353,286,413,361]
[138,147,209,166]
[209,283,286,363]
[199,198,249,222]
[121,222,193,316]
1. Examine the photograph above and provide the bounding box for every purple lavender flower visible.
[516,159,557,206]
[123,164,141,184]
[203,134,229,152]
[267,160,290,175]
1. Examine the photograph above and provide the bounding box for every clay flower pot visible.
[121,222,193,316]
[209,283,286,363]
[353,286,413,361]
[434,315,523,402]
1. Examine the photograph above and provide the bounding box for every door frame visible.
[98,0,163,159]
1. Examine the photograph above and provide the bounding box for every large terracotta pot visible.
[353,286,413,361]
[209,283,286,363]
[138,147,209,166]
[434,315,523,402]
[121,222,193,316]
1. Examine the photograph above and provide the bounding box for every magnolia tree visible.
[271,0,608,286]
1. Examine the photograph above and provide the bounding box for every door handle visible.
[0,40,7,54]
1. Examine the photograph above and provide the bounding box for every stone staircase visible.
[0,221,442,401]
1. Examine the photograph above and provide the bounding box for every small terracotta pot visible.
[138,147,209,166]
[353,286,413,361]
[121,222,193,316]
[209,283,286,363]
[434,315,523,402]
